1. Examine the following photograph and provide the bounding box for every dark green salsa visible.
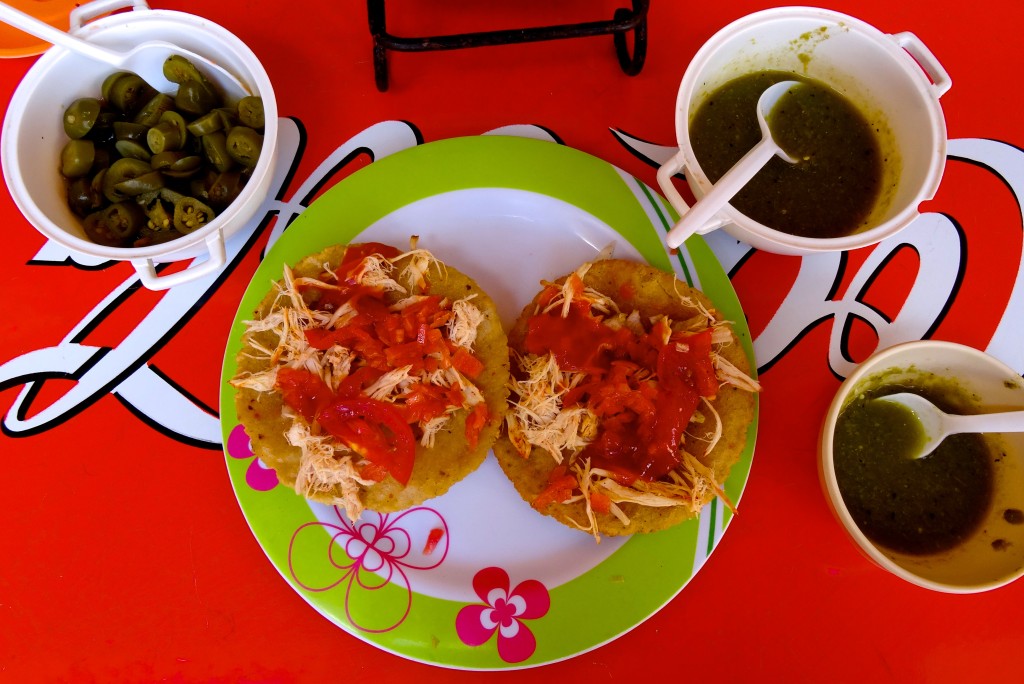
[689,70,883,239]
[833,379,994,555]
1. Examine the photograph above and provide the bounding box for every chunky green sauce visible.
[833,379,994,556]
[689,70,883,239]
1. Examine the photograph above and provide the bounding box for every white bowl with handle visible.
[657,6,949,254]
[1,0,278,289]
[819,341,1024,593]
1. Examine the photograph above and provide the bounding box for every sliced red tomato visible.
[465,403,489,449]
[358,462,391,483]
[275,367,333,423]
[451,347,484,379]
[298,283,349,313]
[590,490,613,515]
[352,296,391,326]
[533,466,578,510]
[317,397,415,486]
[422,527,445,555]
[304,327,344,350]
[585,362,651,418]
[584,410,644,478]
[335,366,384,399]
[304,320,387,369]
[399,295,447,328]
[384,327,449,373]
[338,242,401,280]
[401,381,455,424]
[301,244,402,311]
[535,284,560,310]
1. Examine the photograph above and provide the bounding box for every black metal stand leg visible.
[367,0,391,92]
[614,1,648,76]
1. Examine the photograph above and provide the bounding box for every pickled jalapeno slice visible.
[237,96,265,129]
[150,150,186,171]
[133,93,175,127]
[173,197,215,234]
[134,226,186,247]
[147,121,184,154]
[101,201,146,237]
[163,55,213,88]
[142,197,174,232]
[102,158,151,202]
[160,111,188,140]
[66,177,105,217]
[215,107,239,131]
[186,111,224,137]
[226,126,262,167]
[113,121,148,143]
[175,79,219,115]
[83,211,129,247]
[60,139,96,178]
[160,155,203,179]
[114,170,165,196]
[114,140,152,162]
[201,132,234,173]
[207,171,244,209]
[101,72,132,101]
[63,98,102,139]
[108,74,157,115]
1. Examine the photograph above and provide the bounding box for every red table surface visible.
[1,1,1022,681]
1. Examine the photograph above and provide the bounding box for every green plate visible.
[219,135,758,670]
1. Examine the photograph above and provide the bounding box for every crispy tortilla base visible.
[492,258,756,536]
[234,243,509,513]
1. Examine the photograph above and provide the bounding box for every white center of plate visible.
[356,187,644,327]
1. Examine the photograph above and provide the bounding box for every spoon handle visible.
[0,1,119,65]
[944,410,1024,436]
[664,136,779,249]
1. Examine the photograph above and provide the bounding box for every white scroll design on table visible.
[0,126,1020,448]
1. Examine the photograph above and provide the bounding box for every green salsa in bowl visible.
[819,341,1024,593]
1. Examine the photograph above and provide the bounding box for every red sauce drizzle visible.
[524,298,718,483]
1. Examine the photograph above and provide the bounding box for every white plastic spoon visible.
[665,80,802,249]
[876,392,1024,459]
[0,1,249,100]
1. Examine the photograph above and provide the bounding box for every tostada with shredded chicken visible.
[230,240,509,521]
[494,258,759,542]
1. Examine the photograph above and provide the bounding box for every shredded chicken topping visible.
[231,245,486,520]
[507,261,760,542]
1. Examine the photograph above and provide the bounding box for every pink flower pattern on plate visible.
[456,566,550,663]
[226,424,279,491]
[288,506,449,633]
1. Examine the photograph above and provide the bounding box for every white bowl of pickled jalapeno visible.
[1,0,277,289]
[819,341,1024,593]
